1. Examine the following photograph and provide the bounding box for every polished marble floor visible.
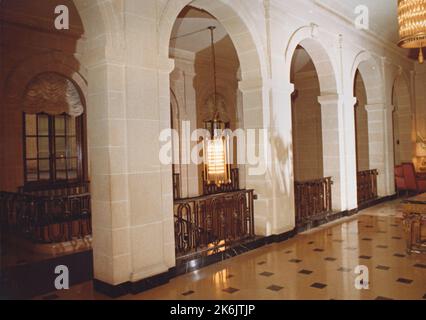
[37,199,426,300]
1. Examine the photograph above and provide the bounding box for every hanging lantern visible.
[202,26,231,187]
[398,0,426,63]
[203,113,231,187]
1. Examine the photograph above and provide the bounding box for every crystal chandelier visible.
[203,26,231,187]
[398,0,426,63]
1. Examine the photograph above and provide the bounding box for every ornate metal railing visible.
[0,188,91,244]
[174,189,255,256]
[357,169,378,205]
[294,177,333,225]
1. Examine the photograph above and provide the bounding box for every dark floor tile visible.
[308,241,315,245]
[259,271,274,277]
[393,253,406,258]
[376,265,390,271]
[375,296,393,300]
[396,278,413,285]
[299,269,313,275]
[182,290,195,296]
[365,225,374,228]
[344,247,357,251]
[362,238,373,241]
[289,259,302,263]
[311,282,327,289]
[324,257,337,261]
[42,294,59,300]
[376,245,388,249]
[423,293,426,299]
[313,248,324,252]
[359,255,372,260]
[257,261,266,265]
[222,287,240,294]
[267,285,284,292]
[413,264,426,269]
[337,267,352,272]
[226,274,235,279]
[284,250,293,254]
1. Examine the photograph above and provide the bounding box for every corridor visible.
[38,200,426,300]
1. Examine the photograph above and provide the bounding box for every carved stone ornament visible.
[23,73,84,117]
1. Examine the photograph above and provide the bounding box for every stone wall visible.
[0,0,85,192]
[292,70,324,181]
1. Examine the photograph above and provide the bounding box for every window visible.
[24,113,84,185]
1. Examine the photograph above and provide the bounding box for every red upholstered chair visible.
[394,165,407,195]
[402,162,426,193]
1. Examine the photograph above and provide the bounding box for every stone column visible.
[87,55,132,287]
[318,94,346,212]
[343,95,358,210]
[268,80,297,234]
[182,63,200,198]
[239,79,274,236]
[365,103,388,197]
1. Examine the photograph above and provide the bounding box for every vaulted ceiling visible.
[170,2,412,64]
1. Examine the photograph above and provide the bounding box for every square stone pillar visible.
[365,103,391,197]
[239,79,274,236]
[87,60,133,287]
[343,96,359,210]
[268,81,297,234]
[318,94,346,212]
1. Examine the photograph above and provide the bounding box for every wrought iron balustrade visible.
[294,177,333,225]
[357,169,378,205]
[0,186,91,244]
[174,189,255,256]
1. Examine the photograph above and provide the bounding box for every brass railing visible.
[357,169,378,205]
[294,177,333,225]
[174,189,255,256]
[0,189,91,244]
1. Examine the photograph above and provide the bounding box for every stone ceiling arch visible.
[158,0,267,83]
[285,25,340,96]
[351,51,383,105]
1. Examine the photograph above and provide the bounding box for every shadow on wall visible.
[270,118,293,197]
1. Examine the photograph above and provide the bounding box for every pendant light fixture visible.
[203,26,231,187]
[398,0,426,63]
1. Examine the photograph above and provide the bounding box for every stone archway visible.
[285,27,344,211]
[351,51,389,197]
[158,0,271,236]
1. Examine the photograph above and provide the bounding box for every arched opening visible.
[291,47,324,182]
[168,5,261,261]
[354,70,370,173]
[352,56,384,204]
[289,41,338,228]
[353,69,379,206]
